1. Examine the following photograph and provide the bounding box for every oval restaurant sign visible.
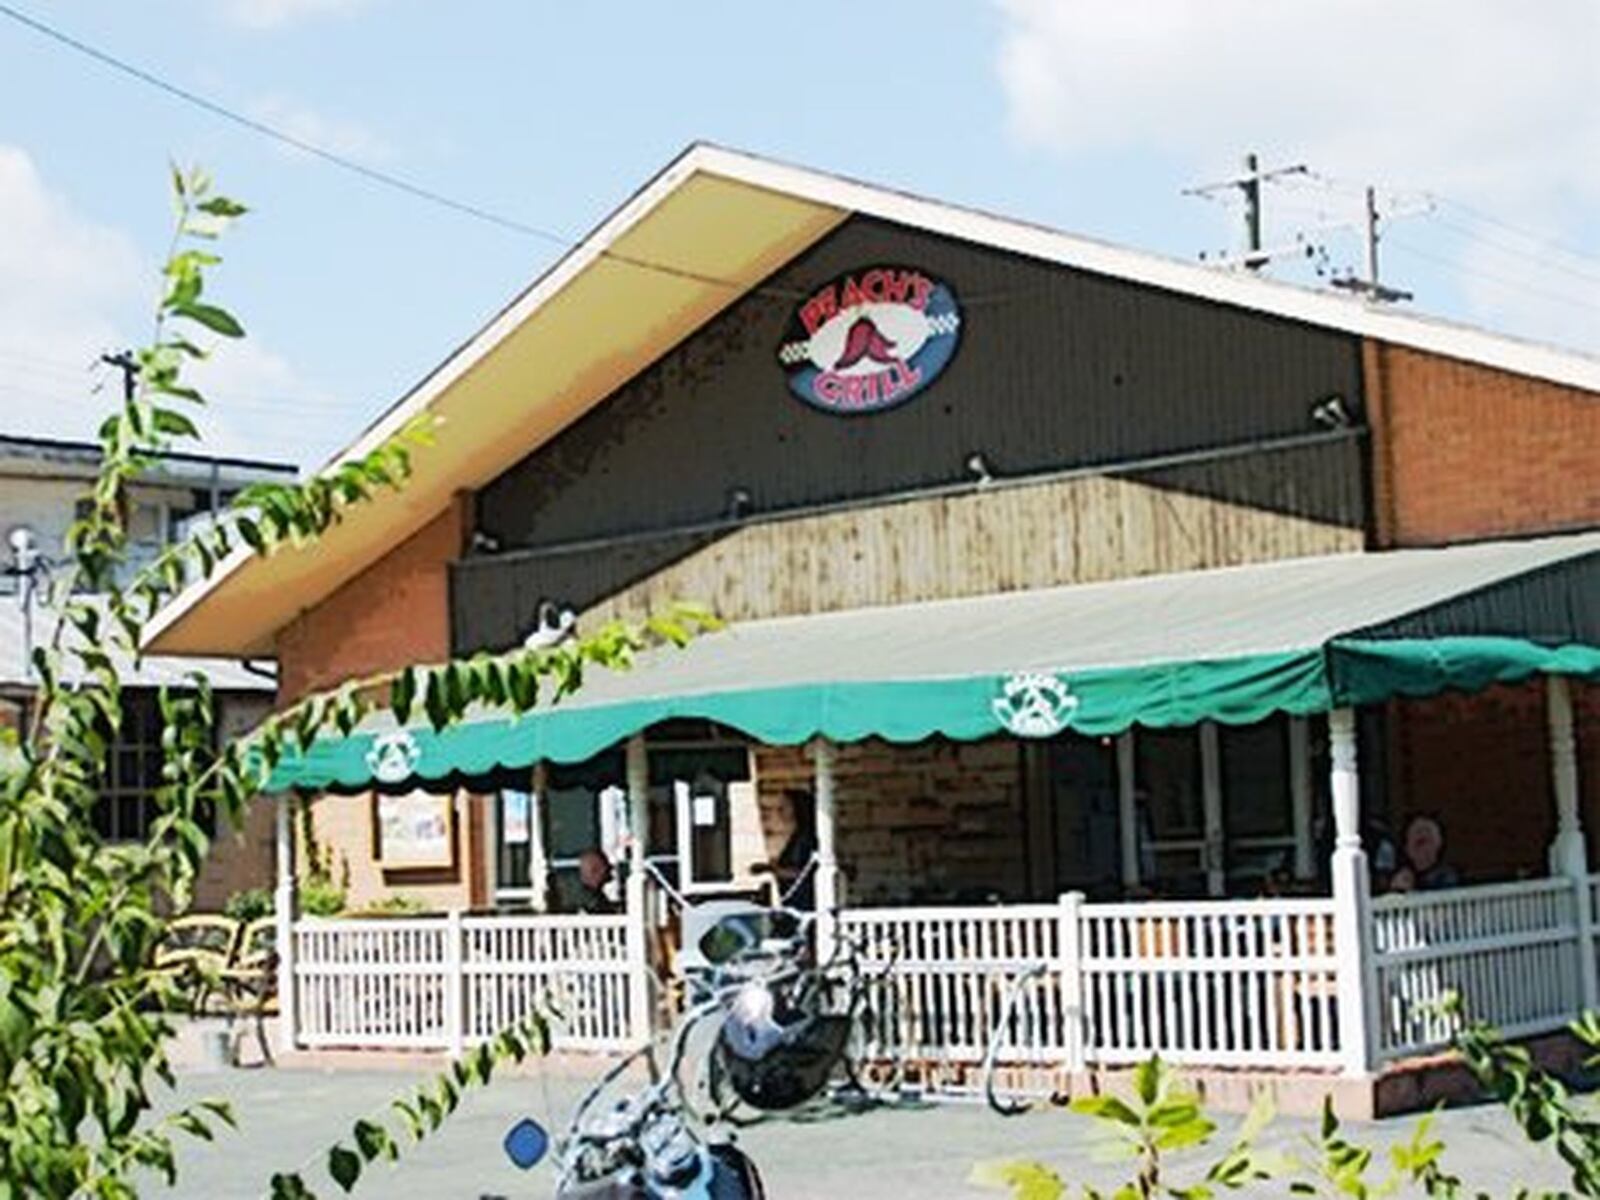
[777,265,962,414]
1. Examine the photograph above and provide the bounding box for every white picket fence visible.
[841,895,1341,1074]
[292,912,642,1053]
[1080,899,1341,1069]
[1371,877,1586,1059]
[285,875,1600,1077]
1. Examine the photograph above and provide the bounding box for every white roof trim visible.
[143,148,716,652]
[690,144,1600,394]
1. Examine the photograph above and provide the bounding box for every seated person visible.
[754,789,818,910]
[573,847,618,914]
[1389,815,1459,892]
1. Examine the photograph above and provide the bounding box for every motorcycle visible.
[504,975,776,1198]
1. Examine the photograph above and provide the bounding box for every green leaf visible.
[352,1119,394,1163]
[1071,1095,1140,1126]
[197,195,248,217]
[327,1144,361,1192]
[173,301,244,337]
[1134,1056,1163,1106]
[968,1160,1065,1200]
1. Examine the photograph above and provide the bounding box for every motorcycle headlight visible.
[732,980,774,1025]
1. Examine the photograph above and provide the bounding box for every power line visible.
[1422,212,1600,287]
[1433,196,1600,273]
[1387,238,1600,313]
[0,2,815,301]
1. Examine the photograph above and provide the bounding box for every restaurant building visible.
[146,146,1600,1108]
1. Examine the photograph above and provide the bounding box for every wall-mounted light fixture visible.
[523,598,576,650]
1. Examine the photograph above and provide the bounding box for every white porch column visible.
[624,734,649,872]
[273,797,298,1052]
[1328,707,1376,1076]
[621,734,659,1043]
[1545,675,1597,1009]
[527,762,551,912]
[624,857,652,1047]
[810,737,841,961]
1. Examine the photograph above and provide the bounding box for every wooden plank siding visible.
[454,213,1371,652]
[452,436,1365,649]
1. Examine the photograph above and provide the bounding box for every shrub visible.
[223,887,274,922]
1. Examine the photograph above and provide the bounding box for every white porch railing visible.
[843,904,1067,1065]
[1371,877,1584,1060]
[1081,899,1340,1069]
[293,912,642,1053]
[284,876,1600,1076]
[841,895,1340,1074]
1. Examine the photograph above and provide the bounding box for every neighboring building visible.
[0,434,296,908]
[144,146,1599,1096]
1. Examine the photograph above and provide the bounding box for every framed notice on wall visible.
[372,790,456,871]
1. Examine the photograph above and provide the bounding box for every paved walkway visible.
[161,1063,1573,1198]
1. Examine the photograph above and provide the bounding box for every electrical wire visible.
[1387,238,1600,313]
[1433,196,1600,273]
[1421,213,1600,287]
[0,1,815,301]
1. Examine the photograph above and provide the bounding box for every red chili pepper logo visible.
[833,316,899,370]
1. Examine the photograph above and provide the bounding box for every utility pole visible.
[1331,186,1413,303]
[100,350,138,405]
[1184,152,1308,271]
[1241,152,1263,263]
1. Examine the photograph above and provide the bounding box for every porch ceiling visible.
[269,529,1600,791]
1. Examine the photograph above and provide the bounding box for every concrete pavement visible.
[159,1062,1574,1198]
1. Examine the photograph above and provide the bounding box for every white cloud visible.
[0,146,142,444]
[0,145,348,467]
[250,96,393,162]
[222,0,367,31]
[993,0,1600,351]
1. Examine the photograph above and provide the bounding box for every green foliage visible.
[222,888,274,922]
[343,894,426,918]
[296,823,349,917]
[0,164,712,1196]
[972,1057,1276,1200]
[265,1017,549,1197]
[975,1015,1600,1200]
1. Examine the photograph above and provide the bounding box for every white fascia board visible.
[687,144,1600,395]
[143,148,713,654]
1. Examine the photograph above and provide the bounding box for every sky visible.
[1,1,1597,469]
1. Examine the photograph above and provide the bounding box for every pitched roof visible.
[145,143,1600,660]
[268,530,1600,789]
[0,596,272,692]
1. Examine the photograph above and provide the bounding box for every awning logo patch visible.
[778,265,961,415]
[993,672,1078,738]
[367,730,421,784]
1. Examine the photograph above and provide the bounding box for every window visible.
[1133,727,1208,896]
[1220,716,1297,891]
[649,743,749,891]
[1040,734,1121,898]
[94,691,164,842]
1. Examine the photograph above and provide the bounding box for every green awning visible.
[269,530,1600,792]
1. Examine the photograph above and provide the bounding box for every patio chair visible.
[216,917,278,1066]
[152,914,240,1015]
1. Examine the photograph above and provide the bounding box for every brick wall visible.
[192,692,277,911]
[1385,680,1600,882]
[1364,342,1600,546]
[273,496,488,912]
[752,737,1028,905]
[276,499,468,703]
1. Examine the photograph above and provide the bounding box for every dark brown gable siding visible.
[458,216,1368,652]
